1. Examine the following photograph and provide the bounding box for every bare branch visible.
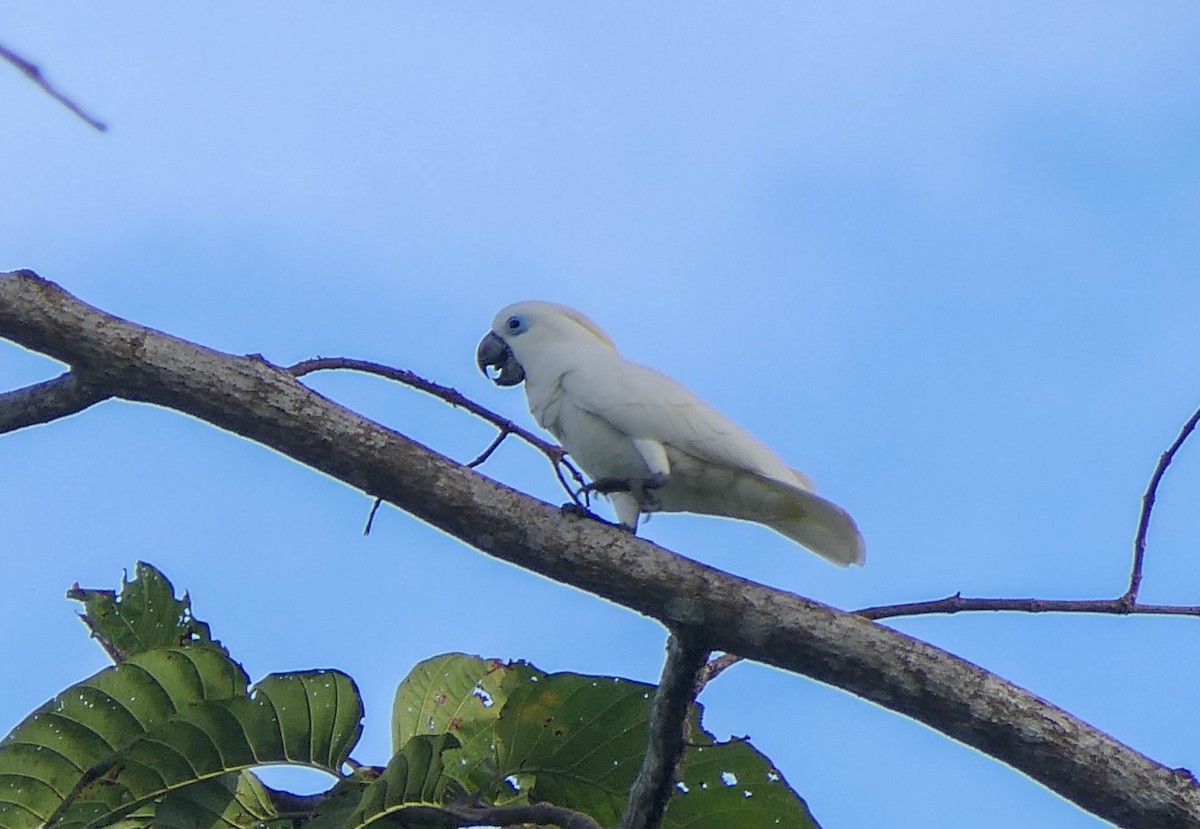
[0,371,111,434]
[1125,403,1200,604]
[466,427,510,468]
[857,594,1200,622]
[620,633,710,829]
[0,42,107,131]
[4,270,1200,829]
[287,356,586,502]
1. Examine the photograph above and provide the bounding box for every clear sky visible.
[2,4,1199,827]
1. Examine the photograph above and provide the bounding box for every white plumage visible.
[476,301,865,566]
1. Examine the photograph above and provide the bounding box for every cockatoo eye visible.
[506,315,528,335]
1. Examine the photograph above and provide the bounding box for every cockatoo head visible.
[477,301,616,387]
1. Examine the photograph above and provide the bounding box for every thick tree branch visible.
[620,633,710,829]
[2,270,1199,829]
[0,371,112,434]
[0,42,108,131]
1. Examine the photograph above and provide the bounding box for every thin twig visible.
[287,357,586,503]
[862,402,1200,623]
[0,371,111,435]
[0,42,107,131]
[363,497,384,536]
[619,632,711,829]
[466,428,510,468]
[857,593,1200,622]
[1124,403,1200,605]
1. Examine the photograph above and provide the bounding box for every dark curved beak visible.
[476,331,526,387]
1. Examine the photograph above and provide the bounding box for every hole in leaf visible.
[472,683,494,707]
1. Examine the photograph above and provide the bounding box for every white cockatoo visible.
[476,301,865,565]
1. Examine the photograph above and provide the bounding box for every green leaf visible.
[49,670,363,829]
[391,653,539,797]
[343,734,465,829]
[301,777,372,829]
[496,673,656,827]
[666,739,820,829]
[0,647,248,829]
[66,562,222,662]
[493,670,821,829]
[154,771,290,829]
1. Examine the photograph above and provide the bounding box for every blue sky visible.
[2,3,1199,827]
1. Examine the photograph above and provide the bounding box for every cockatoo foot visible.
[642,472,669,490]
[579,477,633,496]
[560,502,630,530]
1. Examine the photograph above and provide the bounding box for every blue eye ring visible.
[506,315,527,334]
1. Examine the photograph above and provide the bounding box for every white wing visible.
[560,353,865,565]
[561,354,806,488]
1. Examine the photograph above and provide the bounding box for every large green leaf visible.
[495,673,656,826]
[391,653,539,797]
[666,739,820,829]
[492,669,821,829]
[0,647,247,829]
[66,563,222,662]
[49,670,362,829]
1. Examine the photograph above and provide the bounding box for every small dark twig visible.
[619,632,711,829]
[363,497,384,535]
[1124,403,1200,605]
[287,357,586,503]
[0,371,111,435]
[466,428,510,468]
[857,593,1200,622]
[0,42,108,131]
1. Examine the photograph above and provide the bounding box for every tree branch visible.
[695,653,743,691]
[858,594,1200,622]
[0,371,112,434]
[1124,403,1200,604]
[2,270,1199,829]
[0,42,107,131]
[858,405,1200,622]
[620,633,710,829]
[287,356,586,502]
